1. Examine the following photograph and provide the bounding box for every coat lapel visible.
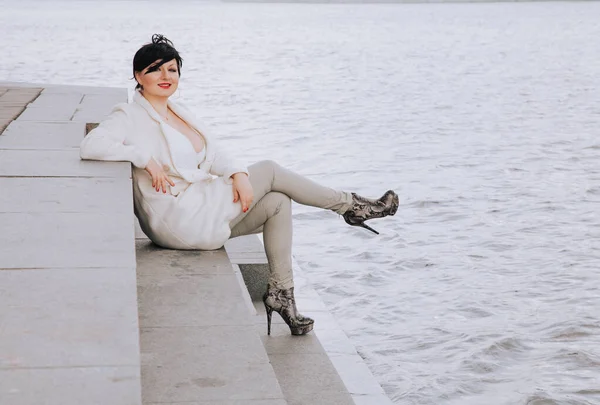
[166,100,217,163]
[133,91,215,183]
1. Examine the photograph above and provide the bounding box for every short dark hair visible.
[133,34,183,90]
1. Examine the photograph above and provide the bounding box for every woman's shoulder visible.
[111,100,144,115]
[107,100,153,123]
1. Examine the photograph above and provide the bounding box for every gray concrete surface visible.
[254,301,355,405]
[0,367,141,405]
[136,235,379,405]
[0,84,141,405]
[0,86,41,133]
[0,149,131,177]
[0,121,88,149]
[137,240,287,404]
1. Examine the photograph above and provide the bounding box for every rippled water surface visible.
[2,1,600,403]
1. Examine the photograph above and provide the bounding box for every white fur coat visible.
[80,91,247,250]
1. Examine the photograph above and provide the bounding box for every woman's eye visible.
[169,69,177,72]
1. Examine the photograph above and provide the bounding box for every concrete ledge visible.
[0,121,87,150]
[0,268,140,368]
[136,241,286,403]
[0,83,141,405]
[0,366,141,405]
[225,236,270,301]
[0,149,131,178]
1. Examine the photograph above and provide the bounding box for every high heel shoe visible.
[263,286,314,336]
[342,190,399,235]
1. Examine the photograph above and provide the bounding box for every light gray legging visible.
[229,160,353,290]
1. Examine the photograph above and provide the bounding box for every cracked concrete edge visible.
[0,87,42,134]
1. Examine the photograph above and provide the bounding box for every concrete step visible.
[135,240,287,404]
[225,236,356,405]
[225,235,393,405]
[0,84,141,405]
[136,234,359,405]
[253,301,355,405]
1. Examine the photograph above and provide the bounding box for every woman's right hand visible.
[145,158,175,194]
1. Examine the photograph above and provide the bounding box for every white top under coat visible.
[161,121,207,170]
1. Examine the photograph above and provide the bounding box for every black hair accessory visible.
[152,34,174,47]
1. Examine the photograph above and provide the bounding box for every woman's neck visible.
[141,91,170,119]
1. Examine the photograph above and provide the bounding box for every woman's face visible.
[135,58,179,98]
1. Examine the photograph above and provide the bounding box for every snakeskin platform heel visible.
[342,190,399,234]
[263,286,314,336]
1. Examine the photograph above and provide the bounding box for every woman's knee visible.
[263,191,291,215]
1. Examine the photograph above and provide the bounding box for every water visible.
[2,1,600,403]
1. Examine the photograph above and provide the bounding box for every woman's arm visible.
[80,105,151,169]
[208,139,253,210]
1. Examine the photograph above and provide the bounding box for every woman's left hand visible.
[232,173,254,213]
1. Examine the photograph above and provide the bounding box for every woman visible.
[80,34,399,336]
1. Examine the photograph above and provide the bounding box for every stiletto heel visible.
[265,304,273,336]
[343,190,399,234]
[359,222,379,235]
[263,287,314,336]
